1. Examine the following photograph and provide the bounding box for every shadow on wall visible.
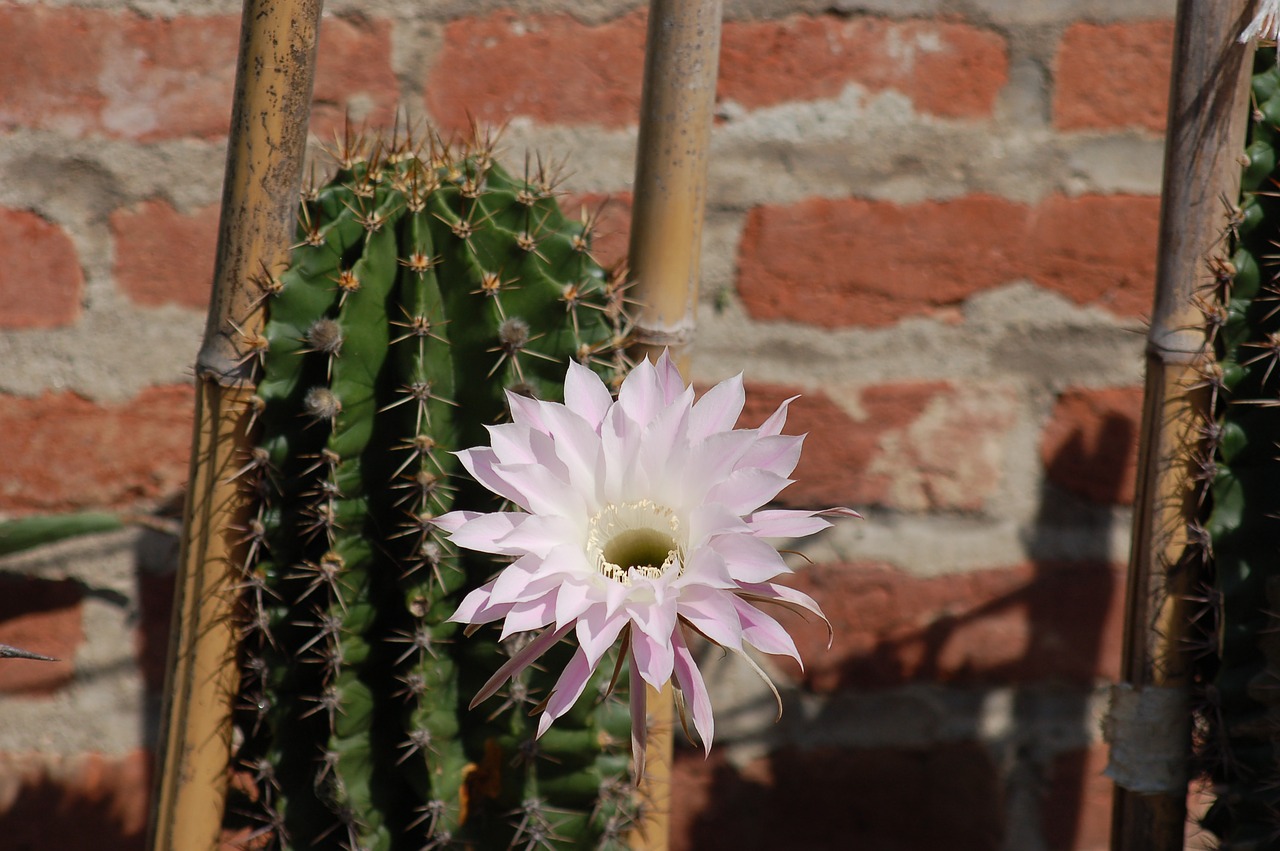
[670,410,1133,851]
[0,523,179,851]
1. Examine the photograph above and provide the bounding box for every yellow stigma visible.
[586,500,683,584]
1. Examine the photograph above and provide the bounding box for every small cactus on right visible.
[1192,45,1280,847]
[221,125,639,851]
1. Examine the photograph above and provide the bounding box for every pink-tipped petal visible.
[617,357,664,426]
[689,372,745,442]
[710,533,790,584]
[505,390,546,431]
[498,596,557,640]
[672,628,714,753]
[654,350,686,403]
[705,467,793,516]
[734,597,802,663]
[449,581,500,624]
[757,395,800,437]
[564,359,615,429]
[575,606,629,666]
[471,622,573,709]
[554,578,595,628]
[736,433,803,478]
[629,652,648,778]
[676,585,744,651]
[746,508,838,539]
[629,628,675,689]
[537,645,598,736]
[430,509,481,534]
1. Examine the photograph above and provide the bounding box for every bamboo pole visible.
[624,0,722,848]
[1111,2,1253,848]
[148,3,322,849]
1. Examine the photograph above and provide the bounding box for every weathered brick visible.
[0,385,194,513]
[427,12,647,132]
[0,577,82,696]
[720,16,1008,119]
[671,743,1004,851]
[1041,745,1112,851]
[0,7,397,141]
[1054,21,1175,132]
[737,194,1158,328]
[0,751,150,851]
[111,199,219,309]
[0,6,238,140]
[0,208,84,329]
[1028,194,1160,317]
[1041,386,1144,505]
[310,14,401,139]
[740,380,1016,512]
[781,561,1124,692]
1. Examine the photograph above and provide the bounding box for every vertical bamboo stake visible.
[625,0,722,848]
[148,2,322,849]
[1111,1,1252,848]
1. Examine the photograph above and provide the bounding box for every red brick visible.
[111,200,219,309]
[737,194,1158,328]
[1054,22,1174,132]
[740,380,1016,512]
[780,561,1125,692]
[0,385,194,513]
[0,208,83,329]
[720,16,1007,119]
[1041,745,1112,851]
[0,8,398,141]
[0,6,238,140]
[310,14,400,140]
[0,751,150,851]
[427,12,647,132]
[671,742,1004,851]
[0,577,82,695]
[1041,386,1144,505]
[1029,195,1160,317]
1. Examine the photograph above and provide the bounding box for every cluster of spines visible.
[1187,46,1280,848]
[222,123,637,850]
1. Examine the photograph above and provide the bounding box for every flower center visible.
[586,500,683,584]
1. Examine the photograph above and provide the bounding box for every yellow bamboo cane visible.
[1110,1,1253,848]
[147,3,322,849]
[625,1,723,848]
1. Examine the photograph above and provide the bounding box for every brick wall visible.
[0,1,1177,848]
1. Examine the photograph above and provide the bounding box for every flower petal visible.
[672,628,714,753]
[564,359,615,429]
[709,532,790,584]
[689,371,744,442]
[537,645,598,736]
[734,597,801,663]
[629,625,675,688]
[654,350,687,404]
[677,585,744,651]
[499,595,558,639]
[705,467,793,516]
[757,395,800,437]
[575,605,629,667]
[470,622,573,709]
[629,652,648,778]
[617,357,664,426]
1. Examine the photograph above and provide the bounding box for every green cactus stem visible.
[222,126,637,851]
[1195,45,1280,848]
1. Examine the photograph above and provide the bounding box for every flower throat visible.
[587,500,683,584]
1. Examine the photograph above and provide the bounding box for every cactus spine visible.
[1194,45,1280,847]
[224,126,636,850]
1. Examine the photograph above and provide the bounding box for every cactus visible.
[222,125,637,851]
[1193,45,1280,847]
